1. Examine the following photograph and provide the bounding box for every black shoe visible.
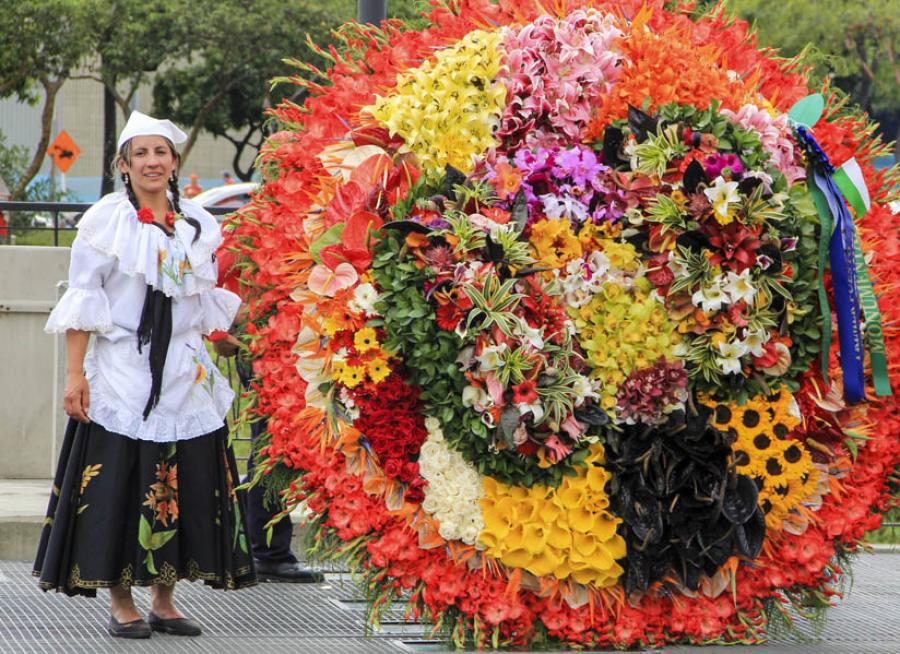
[254,559,324,583]
[108,615,152,639]
[147,611,202,637]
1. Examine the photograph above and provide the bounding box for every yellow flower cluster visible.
[530,219,583,269]
[568,240,678,411]
[479,446,626,588]
[331,327,392,388]
[364,30,506,177]
[709,388,818,530]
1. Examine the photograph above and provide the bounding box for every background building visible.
[0,77,256,202]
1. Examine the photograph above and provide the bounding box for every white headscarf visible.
[117,110,188,150]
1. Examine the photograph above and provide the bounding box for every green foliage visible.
[729,0,900,150]
[0,0,92,195]
[0,0,91,102]
[152,0,335,176]
[370,230,578,488]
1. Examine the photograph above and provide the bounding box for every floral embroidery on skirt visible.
[33,419,256,596]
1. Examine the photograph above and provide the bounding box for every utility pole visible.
[357,0,387,24]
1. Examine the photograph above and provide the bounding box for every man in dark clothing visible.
[210,248,323,583]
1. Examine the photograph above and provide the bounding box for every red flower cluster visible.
[351,374,428,499]
[136,207,175,227]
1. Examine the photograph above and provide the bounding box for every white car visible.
[192,182,258,217]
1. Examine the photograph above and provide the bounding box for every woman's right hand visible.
[64,371,91,422]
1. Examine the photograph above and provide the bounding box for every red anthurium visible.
[351,125,405,152]
[324,181,368,227]
[319,211,384,273]
[350,153,394,190]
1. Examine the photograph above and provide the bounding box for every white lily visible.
[743,327,770,357]
[476,343,508,371]
[692,282,728,313]
[715,340,749,375]
[723,269,756,305]
[515,319,545,350]
[704,176,741,223]
[571,375,597,406]
[517,401,545,423]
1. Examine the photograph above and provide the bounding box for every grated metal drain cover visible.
[1,554,897,653]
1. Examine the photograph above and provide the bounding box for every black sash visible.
[137,285,173,420]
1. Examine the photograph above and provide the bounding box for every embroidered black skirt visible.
[33,418,257,596]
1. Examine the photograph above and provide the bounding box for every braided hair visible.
[116,139,202,243]
[168,172,202,243]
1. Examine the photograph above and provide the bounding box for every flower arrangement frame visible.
[224,0,900,648]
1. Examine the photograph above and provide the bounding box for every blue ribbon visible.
[796,126,866,404]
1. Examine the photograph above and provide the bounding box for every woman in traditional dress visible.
[34,111,256,638]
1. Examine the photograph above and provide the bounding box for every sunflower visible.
[706,387,817,532]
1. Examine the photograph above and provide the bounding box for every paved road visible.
[0,554,897,653]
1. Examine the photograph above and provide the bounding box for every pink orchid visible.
[485,373,506,407]
[560,413,586,440]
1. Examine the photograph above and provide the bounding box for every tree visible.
[730,0,900,157]
[152,0,334,180]
[76,0,188,195]
[0,0,91,197]
[151,0,338,174]
[153,0,431,180]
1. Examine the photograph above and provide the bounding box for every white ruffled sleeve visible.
[45,235,115,334]
[199,287,241,334]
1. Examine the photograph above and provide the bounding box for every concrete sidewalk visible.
[0,479,49,561]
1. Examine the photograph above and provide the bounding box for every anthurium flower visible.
[319,211,383,273]
[703,176,740,225]
[308,262,358,296]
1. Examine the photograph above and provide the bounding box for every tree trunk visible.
[180,87,230,166]
[895,123,900,165]
[101,83,117,196]
[13,77,62,199]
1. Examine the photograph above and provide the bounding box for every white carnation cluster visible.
[418,417,485,546]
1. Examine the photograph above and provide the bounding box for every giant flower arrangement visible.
[224,0,900,648]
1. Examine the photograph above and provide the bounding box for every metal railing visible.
[0,201,233,246]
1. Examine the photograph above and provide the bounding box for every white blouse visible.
[45,192,241,442]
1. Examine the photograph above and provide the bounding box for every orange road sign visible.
[48,130,81,173]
